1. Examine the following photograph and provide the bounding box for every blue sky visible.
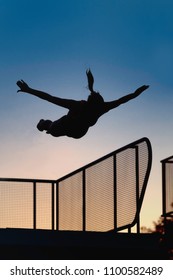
[0,0,173,229]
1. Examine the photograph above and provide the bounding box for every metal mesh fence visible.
[0,179,55,230]
[85,156,114,231]
[0,181,33,229]
[57,137,152,232]
[116,148,136,229]
[0,137,152,232]
[58,172,83,231]
[161,156,173,217]
[36,182,52,230]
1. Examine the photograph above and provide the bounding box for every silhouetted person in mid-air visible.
[16,70,149,139]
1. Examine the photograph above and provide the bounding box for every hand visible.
[134,85,149,95]
[16,80,30,93]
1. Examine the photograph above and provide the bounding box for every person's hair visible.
[86,68,94,93]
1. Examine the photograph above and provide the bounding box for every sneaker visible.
[37,119,45,131]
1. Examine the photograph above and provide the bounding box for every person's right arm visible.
[16,80,77,109]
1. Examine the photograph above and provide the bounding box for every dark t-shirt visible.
[64,100,106,138]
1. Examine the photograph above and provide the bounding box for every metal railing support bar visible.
[33,181,36,230]
[56,181,59,231]
[82,169,86,231]
[113,154,117,232]
[162,161,167,230]
[135,146,140,234]
[51,182,55,230]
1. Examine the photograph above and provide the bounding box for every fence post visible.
[51,182,55,230]
[161,160,167,232]
[113,154,117,232]
[135,146,140,234]
[56,181,59,231]
[33,181,36,230]
[82,169,86,231]
[162,161,166,218]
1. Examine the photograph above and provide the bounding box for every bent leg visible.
[46,116,68,137]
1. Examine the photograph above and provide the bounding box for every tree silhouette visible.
[141,215,173,259]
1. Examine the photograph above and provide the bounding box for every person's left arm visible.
[103,85,149,112]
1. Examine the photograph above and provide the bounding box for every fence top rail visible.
[162,211,173,217]
[0,137,152,186]
[56,137,152,183]
[0,178,57,184]
[161,155,173,163]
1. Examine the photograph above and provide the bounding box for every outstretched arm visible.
[104,85,149,112]
[16,80,77,109]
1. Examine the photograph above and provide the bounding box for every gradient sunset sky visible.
[0,0,173,229]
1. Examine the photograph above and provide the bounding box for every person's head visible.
[86,69,104,105]
[87,91,104,105]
